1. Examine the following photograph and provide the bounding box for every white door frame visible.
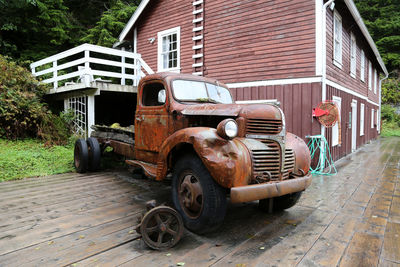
[351,99,357,152]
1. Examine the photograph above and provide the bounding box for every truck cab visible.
[77,72,312,234]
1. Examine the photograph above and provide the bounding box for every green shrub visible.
[0,54,72,145]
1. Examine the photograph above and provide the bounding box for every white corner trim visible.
[315,0,323,76]
[326,79,379,106]
[119,0,150,42]
[226,77,323,88]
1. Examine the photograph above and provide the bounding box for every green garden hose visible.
[306,135,337,175]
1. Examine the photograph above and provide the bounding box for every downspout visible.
[378,73,389,133]
[320,0,335,170]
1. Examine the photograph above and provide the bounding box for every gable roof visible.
[118,0,387,76]
[118,0,150,42]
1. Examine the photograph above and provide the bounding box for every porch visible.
[0,137,399,266]
[30,43,154,136]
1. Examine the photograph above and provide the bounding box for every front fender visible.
[157,127,252,188]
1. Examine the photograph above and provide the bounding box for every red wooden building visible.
[116,0,388,161]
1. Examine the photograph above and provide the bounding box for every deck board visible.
[0,137,399,266]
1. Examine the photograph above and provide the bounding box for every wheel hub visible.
[179,174,203,218]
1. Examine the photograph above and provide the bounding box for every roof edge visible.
[118,0,150,42]
[344,0,388,76]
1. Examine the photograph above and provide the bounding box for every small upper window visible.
[350,33,356,78]
[142,82,166,106]
[157,27,180,72]
[360,50,365,82]
[333,11,343,68]
[368,61,372,90]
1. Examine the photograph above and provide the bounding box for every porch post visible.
[121,47,126,86]
[87,95,95,137]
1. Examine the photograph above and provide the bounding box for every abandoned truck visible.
[73,72,312,233]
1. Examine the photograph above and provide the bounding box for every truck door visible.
[135,80,169,158]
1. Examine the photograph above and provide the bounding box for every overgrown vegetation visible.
[0,55,73,145]
[380,104,400,137]
[0,139,74,181]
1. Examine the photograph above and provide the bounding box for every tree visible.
[81,0,137,47]
[354,0,400,75]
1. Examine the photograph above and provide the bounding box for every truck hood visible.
[180,103,282,120]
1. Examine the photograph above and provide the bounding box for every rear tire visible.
[74,139,88,173]
[87,137,101,171]
[259,192,303,213]
[172,154,227,234]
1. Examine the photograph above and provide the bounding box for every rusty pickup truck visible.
[73,72,312,234]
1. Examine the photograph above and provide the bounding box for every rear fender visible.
[156,127,252,188]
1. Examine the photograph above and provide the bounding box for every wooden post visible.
[87,95,95,137]
[53,61,57,90]
[121,47,126,86]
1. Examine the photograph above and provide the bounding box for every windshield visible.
[172,80,233,104]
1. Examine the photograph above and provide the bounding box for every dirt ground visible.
[0,136,399,267]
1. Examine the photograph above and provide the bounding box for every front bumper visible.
[230,173,312,203]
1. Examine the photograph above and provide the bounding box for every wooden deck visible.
[0,137,399,267]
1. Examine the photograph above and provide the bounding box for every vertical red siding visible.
[133,0,193,74]
[326,85,379,161]
[204,0,316,83]
[230,82,322,139]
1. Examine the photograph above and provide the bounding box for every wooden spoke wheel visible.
[139,206,184,250]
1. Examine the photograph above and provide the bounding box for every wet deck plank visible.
[0,137,399,267]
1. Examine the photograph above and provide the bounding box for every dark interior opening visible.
[95,91,137,127]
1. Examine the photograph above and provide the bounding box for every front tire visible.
[259,192,303,213]
[172,154,227,234]
[74,139,88,173]
[87,137,101,171]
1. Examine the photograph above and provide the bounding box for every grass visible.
[0,138,74,182]
[381,121,400,137]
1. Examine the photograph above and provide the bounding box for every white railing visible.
[30,43,154,90]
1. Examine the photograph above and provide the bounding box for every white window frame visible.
[374,69,377,94]
[368,61,372,90]
[360,103,365,136]
[332,96,342,146]
[350,33,356,78]
[157,26,181,73]
[371,108,374,128]
[333,11,343,68]
[360,50,365,82]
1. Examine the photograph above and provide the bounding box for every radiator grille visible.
[246,119,282,135]
[250,142,295,182]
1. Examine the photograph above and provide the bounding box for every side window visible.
[157,26,181,72]
[332,96,342,147]
[142,82,166,107]
[333,10,343,68]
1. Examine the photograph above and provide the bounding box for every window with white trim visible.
[332,96,342,146]
[350,33,356,78]
[368,61,372,90]
[333,11,342,68]
[360,50,365,82]
[374,69,377,94]
[371,108,375,128]
[157,26,180,72]
[360,103,365,136]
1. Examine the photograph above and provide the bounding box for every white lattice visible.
[66,96,87,138]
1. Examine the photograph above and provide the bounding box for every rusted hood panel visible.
[180,103,281,120]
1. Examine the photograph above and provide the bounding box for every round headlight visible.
[217,119,238,139]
